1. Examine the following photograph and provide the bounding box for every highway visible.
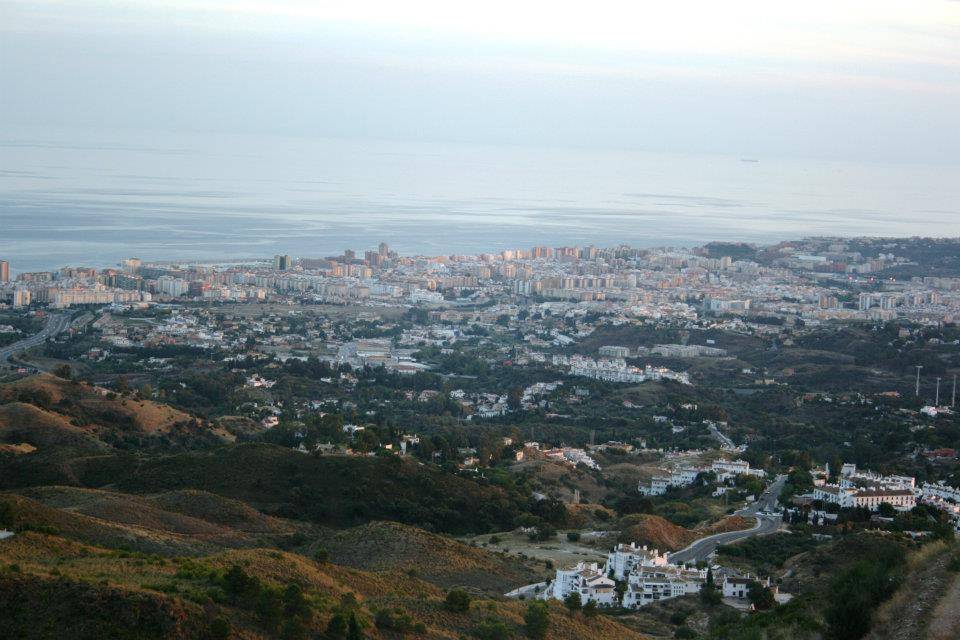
[0,313,71,364]
[668,473,787,565]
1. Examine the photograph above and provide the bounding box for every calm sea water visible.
[2,126,959,273]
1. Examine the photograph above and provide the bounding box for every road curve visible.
[668,474,787,565]
[0,313,71,363]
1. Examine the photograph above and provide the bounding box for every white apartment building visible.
[711,459,766,481]
[639,466,700,496]
[548,562,617,606]
[813,483,916,511]
[606,543,669,580]
[622,566,706,608]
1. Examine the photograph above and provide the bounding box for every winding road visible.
[0,313,71,364]
[668,474,787,564]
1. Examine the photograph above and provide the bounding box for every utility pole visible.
[953,375,957,408]
[915,365,923,397]
[936,377,941,407]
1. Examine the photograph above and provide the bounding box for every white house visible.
[722,575,775,600]
[711,459,766,481]
[639,475,672,496]
[548,562,617,606]
[606,543,669,580]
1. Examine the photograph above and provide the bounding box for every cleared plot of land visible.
[463,529,610,569]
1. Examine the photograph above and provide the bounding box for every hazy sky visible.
[2,1,959,164]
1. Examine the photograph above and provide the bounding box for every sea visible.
[2,126,959,274]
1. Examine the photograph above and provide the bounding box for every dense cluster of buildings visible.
[536,542,774,609]
[3,237,959,325]
[807,463,917,512]
[639,458,766,496]
[553,354,691,385]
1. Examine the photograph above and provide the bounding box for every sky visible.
[1,0,959,164]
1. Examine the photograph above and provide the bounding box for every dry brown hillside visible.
[0,373,230,448]
[0,532,650,640]
[321,521,547,594]
[619,514,751,551]
[0,489,310,556]
[0,402,109,453]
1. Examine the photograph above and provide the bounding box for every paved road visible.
[707,424,736,449]
[668,474,787,565]
[0,313,71,363]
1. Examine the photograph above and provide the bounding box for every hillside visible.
[0,374,229,449]
[0,531,650,640]
[0,444,534,535]
[0,402,110,453]
[321,521,546,594]
[619,514,751,551]
[0,488,310,556]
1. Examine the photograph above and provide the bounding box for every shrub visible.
[563,592,581,613]
[445,588,472,613]
[566,532,581,542]
[207,618,230,640]
[474,620,512,640]
[523,601,549,640]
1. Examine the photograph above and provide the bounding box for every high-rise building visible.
[378,242,389,257]
[0,260,8,283]
[273,254,292,271]
[344,249,356,262]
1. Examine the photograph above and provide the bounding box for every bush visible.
[528,526,556,542]
[947,554,960,572]
[445,588,472,613]
[523,601,550,640]
[563,592,581,613]
[207,618,231,640]
[566,532,581,542]
[474,620,512,640]
[314,548,330,563]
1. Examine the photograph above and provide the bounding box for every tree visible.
[280,618,307,640]
[207,618,230,640]
[325,613,347,640]
[699,582,722,606]
[528,525,556,542]
[563,592,582,614]
[474,620,511,640]
[256,588,283,631]
[507,387,523,411]
[582,600,598,619]
[877,502,896,518]
[347,612,363,640]
[0,500,13,528]
[523,601,550,640]
[52,364,72,380]
[747,581,776,611]
[222,565,256,604]
[116,375,130,394]
[445,588,472,613]
[283,583,310,619]
[314,547,330,563]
